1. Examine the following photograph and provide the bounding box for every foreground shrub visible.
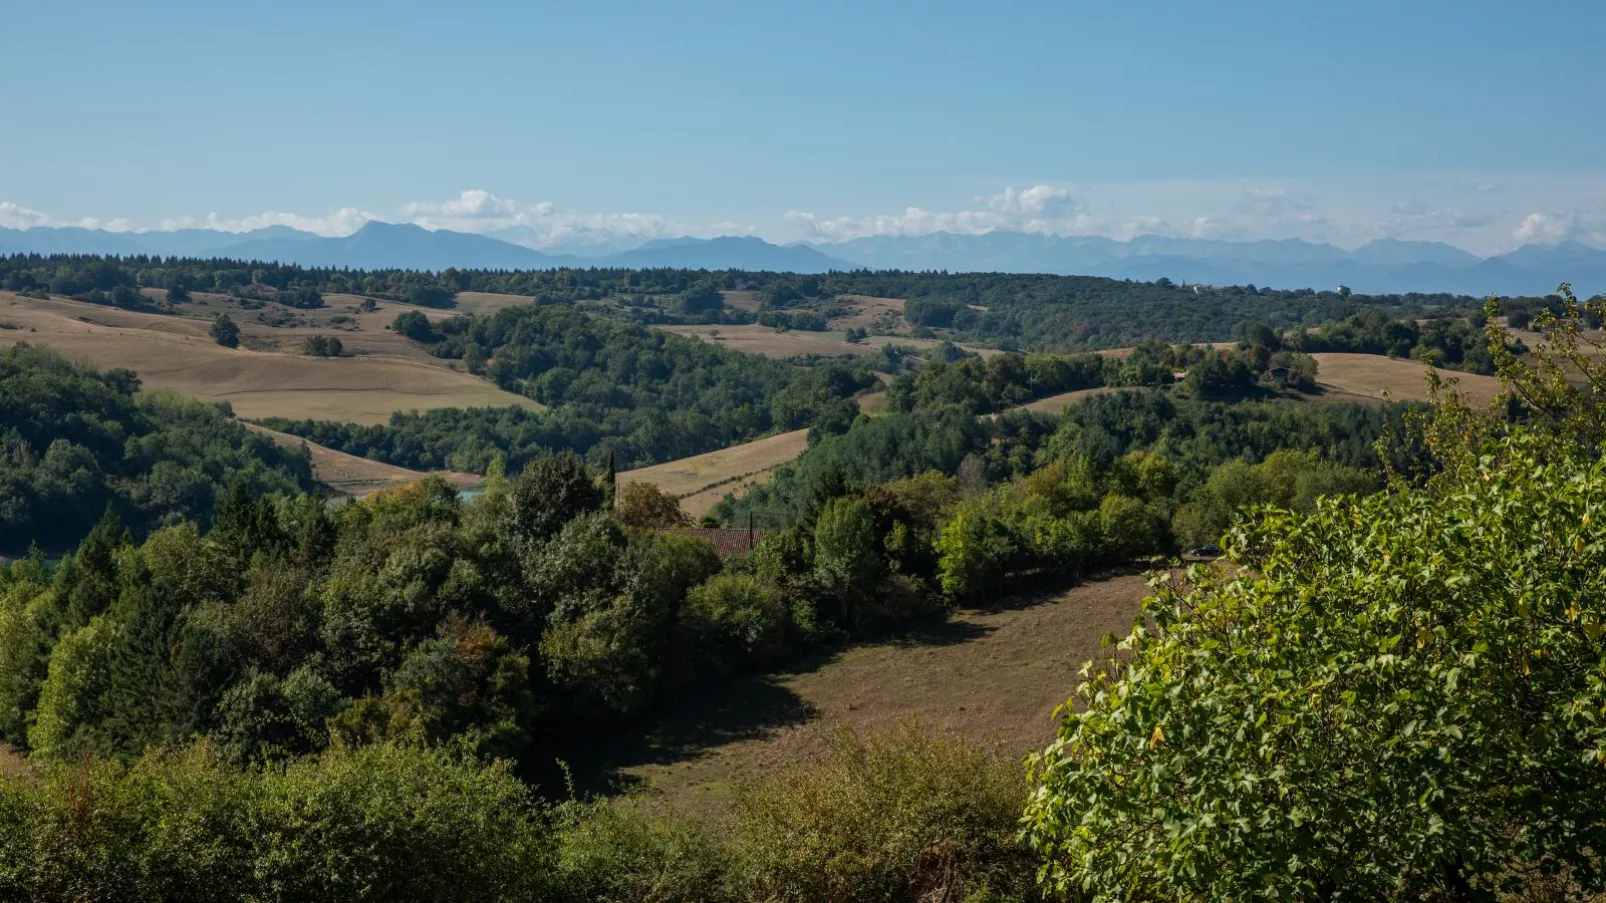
[553,797,733,903]
[733,724,1037,903]
[0,742,556,902]
[1024,428,1606,900]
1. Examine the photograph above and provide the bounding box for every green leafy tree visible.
[1024,428,1606,900]
[391,310,437,342]
[301,335,343,357]
[812,497,882,609]
[209,314,239,348]
[509,452,603,545]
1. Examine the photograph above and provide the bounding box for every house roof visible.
[675,527,766,557]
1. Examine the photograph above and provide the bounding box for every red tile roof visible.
[676,527,766,557]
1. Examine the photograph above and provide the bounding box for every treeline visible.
[0,345,312,553]
[2,253,1488,350]
[264,304,875,472]
[883,338,1319,418]
[1294,308,1508,373]
[717,390,1404,545]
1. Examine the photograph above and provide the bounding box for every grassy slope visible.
[1310,352,1504,406]
[0,291,541,425]
[605,574,1151,819]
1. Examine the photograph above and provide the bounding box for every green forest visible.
[3,251,1605,899]
[260,303,875,472]
[0,344,312,554]
[1,252,1503,352]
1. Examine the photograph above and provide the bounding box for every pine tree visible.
[57,506,128,632]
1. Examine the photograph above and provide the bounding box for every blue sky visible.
[3,0,1604,253]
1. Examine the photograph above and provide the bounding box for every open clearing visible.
[830,294,908,332]
[618,394,888,517]
[660,323,1000,360]
[451,291,533,316]
[619,429,810,518]
[1017,386,1118,415]
[0,741,25,778]
[0,292,541,425]
[246,423,482,496]
[608,574,1151,818]
[1311,352,1504,406]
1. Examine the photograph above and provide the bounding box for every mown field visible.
[660,323,974,360]
[245,423,482,496]
[0,291,541,425]
[1310,351,1504,406]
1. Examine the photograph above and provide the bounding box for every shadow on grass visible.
[963,564,1155,615]
[561,675,817,796]
[559,565,1158,796]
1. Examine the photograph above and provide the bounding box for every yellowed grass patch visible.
[1310,352,1504,406]
[0,292,541,425]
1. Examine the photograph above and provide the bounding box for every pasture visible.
[245,423,483,496]
[0,292,541,425]
[660,323,999,360]
[1310,352,1505,406]
[618,428,810,518]
[607,573,1151,818]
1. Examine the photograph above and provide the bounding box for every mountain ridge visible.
[3,223,1603,293]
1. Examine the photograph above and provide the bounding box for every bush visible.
[732,724,1037,903]
[1025,428,1606,900]
[0,742,557,902]
[553,797,733,903]
[302,335,344,357]
[392,310,439,342]
[210,313,240,348]
[617,482,691,528]
[681,573,793,673]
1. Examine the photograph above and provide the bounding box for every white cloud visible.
[402,189,523,221]
[1512,211,1606,246]
[0,201,132,232]
[155,208,377,236]
[0,202,52,229]
[398,189,710,249]
[785,184,1093,241]
[982,184,1079,218]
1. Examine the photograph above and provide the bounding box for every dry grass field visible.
[830,294,908,331]
[608,574,1150,817]
[451,291,533,315]
[619,428,810,518]
[245,423,483,496]
[719,290,762,311]
[0,292,541,425]
[660,323,999,360]
[1311,352,1505,406]
[618,393,890,517]
[1017,386,1118,415]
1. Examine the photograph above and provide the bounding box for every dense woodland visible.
[3,252,1604,898]
[2,252,1501,352]
[0,345,312,554]
[263,303,875,472]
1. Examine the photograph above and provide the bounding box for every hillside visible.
[1310,352,1504,405]
[609,574,1151,818]
[0,291,542,425]
[244,423,482,496]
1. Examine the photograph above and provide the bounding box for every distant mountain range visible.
[2,222,1602,295]
[0,223,848,274]
[815,232,1606,297]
